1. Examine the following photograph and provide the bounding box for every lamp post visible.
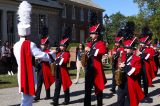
[103,14,109,43]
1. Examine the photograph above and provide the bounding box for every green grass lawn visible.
[0,64,112,89]
[0,74,18,89]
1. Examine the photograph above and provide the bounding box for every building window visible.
[80,30,85,43]
[80,8,84,21]
[88,9,91,22]
[62,23,66,35]
[72,5,75,20]
[72,24,76,40]
[62,3,66,18]
[7,11,15,44]
[38,14,47,35]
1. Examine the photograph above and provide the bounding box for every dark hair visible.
[77,43,84,51]
[56,47,61,53]
[3,41,9,46]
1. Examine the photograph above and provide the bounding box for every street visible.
[0,70,160,106]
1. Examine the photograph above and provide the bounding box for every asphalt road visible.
[0,70,160,106]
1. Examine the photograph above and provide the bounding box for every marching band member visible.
[34,37,55,101]
[137,27,156,96]
[110,29,124,93]
[52,36,72,106]
[84,12,107,106]
[118,37,144,106]
[13,1,51,106]
[146,40,157,75]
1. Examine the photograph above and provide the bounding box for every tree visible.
[109,12,126,33]
[103,12,126,44]
[134,0,160,38]
[134,0,160,14]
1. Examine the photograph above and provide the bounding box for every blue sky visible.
[93,0,140,16]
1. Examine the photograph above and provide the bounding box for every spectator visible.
[1,41,13,75]
[74,43,85,84]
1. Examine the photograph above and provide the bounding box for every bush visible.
[67,43,79,51]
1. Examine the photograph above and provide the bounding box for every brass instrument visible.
[81,42,97,67]
[50,52,63,76]
[50,63,56,76]
[81,52,88,67]
[114,51,123,86]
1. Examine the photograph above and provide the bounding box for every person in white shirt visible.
[13,1,51,106]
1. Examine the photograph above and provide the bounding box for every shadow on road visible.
[149,88,160,97]
[9,104,20,106]
[104,92,115,99]
[141,88,160,104]
[153,78,160,84]
[0,81,11,84]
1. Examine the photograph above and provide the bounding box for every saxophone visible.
[81,52,88,67]
[114,51,123,86]
[50,52,63,76]
[81,42,97,67]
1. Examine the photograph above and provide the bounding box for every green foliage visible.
[67,43,79,51]
[108,42,114,50]
[104,12,126,45]
[133,0,160,38]
[109,12,126,33]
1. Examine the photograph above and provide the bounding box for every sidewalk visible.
[0,70,160,106]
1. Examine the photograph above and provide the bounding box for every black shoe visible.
[34,97,40,101]
[50,101,58,106]
[44,97,51,100]
[74,82,78,84]
[145,94,148,98]
[62,101,70,105]
[110,89,116,93]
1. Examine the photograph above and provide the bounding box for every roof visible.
[18,0,62,9]
[69,0,104,11]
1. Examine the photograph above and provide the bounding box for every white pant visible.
[21,93,33,106]
[75,60,84,82]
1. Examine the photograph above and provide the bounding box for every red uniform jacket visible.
[111,47,124,56]
[144,47,156,86]
[126,55,144,106]
[147,47,157,73]
[57,52,72,91]
[110,47,117,56]
[41,49,55,90]
[111,47,125,68]
[86,41,107,94]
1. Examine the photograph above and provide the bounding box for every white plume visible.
[17,1,32,25]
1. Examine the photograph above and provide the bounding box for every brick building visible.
[58,0,104,43]
[0,0,104,46]
[0,0,62,46]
